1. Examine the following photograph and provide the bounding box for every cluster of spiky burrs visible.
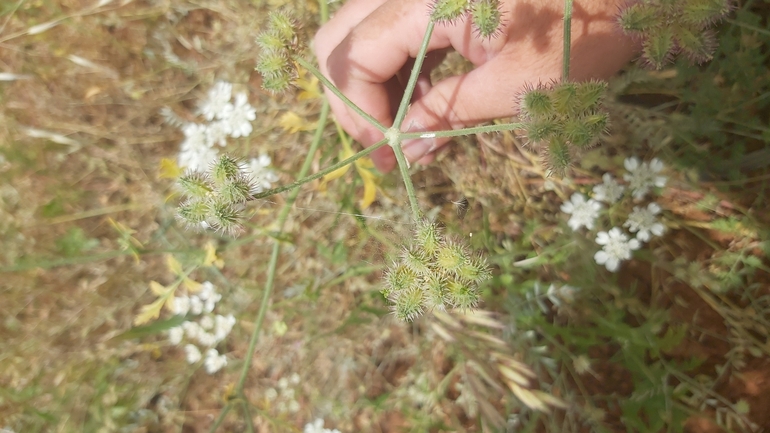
[430,0,505,38]
[618,0,733,69]
[382,220,492,322]
[518,80,609,177]
[176,155,255,236]
[255,11,301,93]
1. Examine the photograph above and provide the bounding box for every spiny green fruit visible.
[642,27,675,70]
[519,84,553,120]
[209,199,242,235]
[415,219,442,256]
[544,138,572,178]
[391,285,425,322]
[177,198,209,228]
[267,11,297,44]
[471,0,503,39]
[256,50,291,79]
[435,240,469,274]
[211,155,243,186]
[456,255,492,283]
[177,171,213,199]
[401,245,432,276]
[446,278,479,310]
[219,176,254,204]
[383,262,419,298]
[422,273,448,311]
[431,0,470,23]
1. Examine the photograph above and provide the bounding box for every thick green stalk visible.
[562,0,573,81]
[295,57,387,134]
[250,138,389,200]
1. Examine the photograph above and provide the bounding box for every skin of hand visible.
[314,0,638,173]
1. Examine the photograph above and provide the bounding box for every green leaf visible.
[55,227,99,257]
[116,315,187,340]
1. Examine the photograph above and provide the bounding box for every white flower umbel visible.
[189,295,204,315]
[213,314,236,342]
[303,419,341,433]
[199,81,233,121]
[594,228,641,272]
[221,93,256,138]
[592,173,625,203]
[203,348,227,374]
[623,157,667,200]
[560,192,602,231]
[247,154,279,193]
[205,120,228,147]
[624,202,665,242]
[178,123,218,171]
[184,344,202,364]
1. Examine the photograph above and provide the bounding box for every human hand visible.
[314,0,638,172]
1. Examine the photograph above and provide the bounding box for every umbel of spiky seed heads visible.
[517,80,610,177]
[255,10,301,93]
[176,155,256,236]
[430,0,505,39]
[618,0,733,69]
[382,220,492,322]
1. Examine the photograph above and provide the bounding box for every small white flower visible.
[560,193,602,231]
[184,344,202,364]
[623,157,667,200]
[183,321,201,340]
[178,123,218,171]
[205,120,228,147]
[303,419,341,433]
[592,173,625,203]
[247,154,278,194]
[172,295,191,316]
[199,315,214,330]
[204,348,227,374]
[197,331,217,347]
[289,372,300,385]
[594,227,641,272]
[278,377,289,390]
[213,314,236,342]
[287,400,300,413]
[189,296,203,315]
[221,92,256,138]
[198,281,216,300]
[265,388,278,401]
[199,81,233,121]
[168,326,184,345]
[204,293,222,313]
[625,202,665,242]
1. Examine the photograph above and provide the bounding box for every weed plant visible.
[2,0,769,431]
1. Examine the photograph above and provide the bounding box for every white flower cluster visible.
[167,281,235,374]
[173,81,258,171]
[265,373,301,414]
[303,419,341,433]
[561,156,668,272]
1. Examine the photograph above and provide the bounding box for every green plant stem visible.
[232,102,330,402]
[562,0,573,81]
[250,138,388,200]
[392,139,421,219]
[295,57,387,134]
[208,403,233,432]
[399,122,526,140]
[392,20,435,130]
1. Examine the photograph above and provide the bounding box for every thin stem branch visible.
[392,141,421,219]
[399,122,526,140]
[392,20,435,130]
[250,138,389,200]
[562,0,573,81]
[295,57,387,133]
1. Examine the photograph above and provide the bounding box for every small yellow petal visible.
[159,158,182,179]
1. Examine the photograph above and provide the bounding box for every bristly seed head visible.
[430,0,471,24]
[471,0,504,39]
[177,171,213,199]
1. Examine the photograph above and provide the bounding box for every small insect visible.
[451,196,469,221]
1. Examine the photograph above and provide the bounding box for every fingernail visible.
[402,120,435,162]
